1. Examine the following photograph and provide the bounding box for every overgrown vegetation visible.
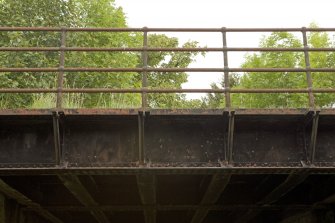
[203,25,335,108]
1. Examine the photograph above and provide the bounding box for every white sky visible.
[114,0,335,98]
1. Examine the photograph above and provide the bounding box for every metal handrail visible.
[0,27,335,109]
[1,88,335,93]
[0,47,335,52]
[1,68,335,72]
[1,27,335,32]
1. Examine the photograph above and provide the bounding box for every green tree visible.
[234,32,307,108]
[0,0,201,108]
[307,25,335,107]
[0,0,78,107]
[204,27,335,108]
[145,34,202,108]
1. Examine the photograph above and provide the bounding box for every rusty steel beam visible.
[0,108,317,116]
[191,174,231,223]
[227,111,235,163]
[1,108,332,116]
[57,175,109,223]
[1,46,335,52]
[137,174,156,223]
[52,111,64,166]
[309,111,320,164]
[141,28,149,109]
[1,166,335,176]
[260,173,309,204]
[235,172,309,223]
[23,204,329,212]
[222,29,231,108]
[321,195,335,205]
[56,29,66,108]
[0,178,63,223]
[1,88,335,94]
[2,67,335,73]
[302,27,315,108]
[138,111,146,164]
[1,27,335,32]
[52,113,61,166]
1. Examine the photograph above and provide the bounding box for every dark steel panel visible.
[233,115,305,164]
[314,116,335,163]
[0,117,54,164]
[63,116,138,166]
[156,210,195,223]
[145,116,226,164]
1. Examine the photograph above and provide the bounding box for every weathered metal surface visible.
[1,46,335,52]
[144,115,226,165]
[1,27,335,32]
[0,109,334,169]
[314,115,335,163]
[2,67,335,73]
[63,116,138,166]
[233,115,306,164]
[1,167,335,176]
[22,204,332,212]
[2,87,335,94]
[0,116,54,164]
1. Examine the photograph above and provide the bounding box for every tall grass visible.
[29,92,141,109]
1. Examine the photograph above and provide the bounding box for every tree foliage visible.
[0,0,201,108]
[204,26,335,108]
[146,34,202,108]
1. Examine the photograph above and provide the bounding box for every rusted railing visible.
[1,27,335,110]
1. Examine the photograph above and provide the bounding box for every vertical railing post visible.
[302,27,315,109]
[138,27,149,165]
[222,28,234,164]
[142,27,149,110]
[56,27,66,108]
[222,27,231,109]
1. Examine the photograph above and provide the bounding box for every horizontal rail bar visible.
[1,27,335,32]
[1,67,335,73]
[23,204,326,212]
[1,88,335,94]
[1,47,335,52]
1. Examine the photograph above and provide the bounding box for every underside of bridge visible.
[0,108,334,223]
